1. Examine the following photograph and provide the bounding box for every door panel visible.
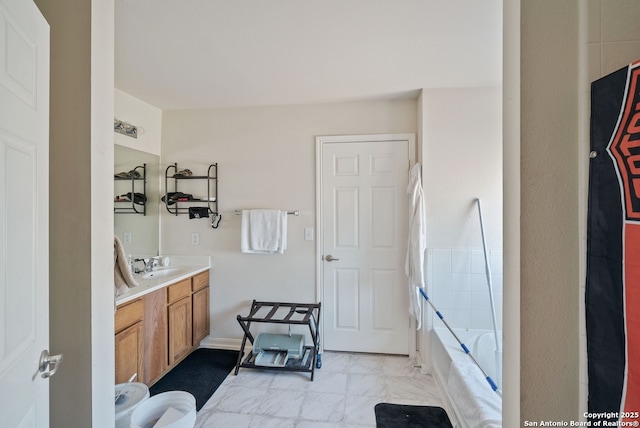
[319,136,412,354]
[0,1,49,426]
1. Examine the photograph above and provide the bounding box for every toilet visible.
[115,383,196,428]
[130,391,196,428]
[115,382,150,428]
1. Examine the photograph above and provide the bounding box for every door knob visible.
[324,254,339,262]
[39,349,63,379]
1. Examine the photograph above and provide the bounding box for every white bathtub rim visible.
[431,327,503,428]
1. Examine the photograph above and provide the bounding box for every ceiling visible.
[115,0,502,111]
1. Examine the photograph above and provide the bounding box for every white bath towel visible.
[240,209,288,254]
[447,359,502,428]
[114,235,137,297]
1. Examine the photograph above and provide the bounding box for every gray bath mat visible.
[374,403,453,428]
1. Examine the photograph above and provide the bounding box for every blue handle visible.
[486,376,498,391]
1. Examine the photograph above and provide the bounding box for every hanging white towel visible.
[241,209,288,254]
[405,163,426,329]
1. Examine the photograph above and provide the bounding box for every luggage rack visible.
[234,300,321,380]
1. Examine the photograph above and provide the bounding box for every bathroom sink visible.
[142,267,183,279]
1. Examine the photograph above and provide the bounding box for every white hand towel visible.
[241,209,288,254]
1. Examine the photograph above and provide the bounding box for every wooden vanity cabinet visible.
[115,269,210,386]
[114,299,144,384]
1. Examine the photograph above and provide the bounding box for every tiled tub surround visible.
[195,351,448,427]
[428,248,503,331]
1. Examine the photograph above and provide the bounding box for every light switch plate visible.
[304,227,314,241]
[191,232,200,245]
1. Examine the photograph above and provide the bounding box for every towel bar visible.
[234,209,299,216]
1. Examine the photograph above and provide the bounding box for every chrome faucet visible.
[133,257,160,273]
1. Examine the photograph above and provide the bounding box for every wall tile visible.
[471,250,486,274]
[452,291,471,312]
[470,310,494,330]
[451,273,471,291]
[601,41,640,76]
[428,247,502,331]
[490,250,503,273]
[448,309,471,330]
[451,249,470,273]
[431,271,452,292]
[588,43,603,83]
[588,0,601,43]
[601,0,640,42]
[431,289,452,311]
[470,273,488,293]
[430,249,452,273]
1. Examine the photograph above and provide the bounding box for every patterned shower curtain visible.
[587,59,640,424]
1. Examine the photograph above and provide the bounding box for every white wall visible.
[115,88,162,155]
[160,99,417,344]
[417,87,502,367]
[422,88,502,251]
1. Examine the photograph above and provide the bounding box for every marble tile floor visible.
[194,351,448,428]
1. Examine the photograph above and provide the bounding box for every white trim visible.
[315,133,417,357]
[199,336,245,351]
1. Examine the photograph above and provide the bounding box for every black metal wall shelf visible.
[164,163,220,227]
[114,164,146,215]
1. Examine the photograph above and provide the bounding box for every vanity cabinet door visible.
[115,299,144,384]
[115,322,144,384]
[192,287,210,346]
[168,296,193,365]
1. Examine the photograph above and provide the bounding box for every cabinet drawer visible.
[115,299,144,333]
[167,279,191,304]
[192,270,209,292]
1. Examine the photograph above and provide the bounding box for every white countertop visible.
[116,263,210,306]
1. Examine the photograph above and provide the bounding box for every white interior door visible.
[0,1,51,426]
[318,135,413,354]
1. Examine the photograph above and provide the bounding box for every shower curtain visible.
[587,59,640,424]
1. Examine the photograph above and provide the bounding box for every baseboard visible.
[198,336,249,352]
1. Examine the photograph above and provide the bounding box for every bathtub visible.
[431,327,502,428]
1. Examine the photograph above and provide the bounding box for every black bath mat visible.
[149,348,239,411]
[374,403,453,428]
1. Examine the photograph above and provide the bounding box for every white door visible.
[317,134,413,354]
[0,1,52,426]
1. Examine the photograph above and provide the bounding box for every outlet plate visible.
[191,232,200,245]
[124,232,132,244]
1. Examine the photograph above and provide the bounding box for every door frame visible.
[315,133,417,357]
